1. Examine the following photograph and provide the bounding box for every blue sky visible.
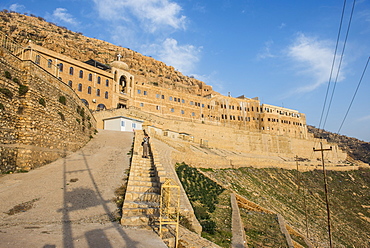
[2,0,370,141]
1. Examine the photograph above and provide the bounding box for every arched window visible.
[68,80,72,88]
[105,91,108,99]
[81,99,89,107]
[106,79,109,87]
[48,59,52,68]
[96,89,100,96]
[79,70,83,78]
[35,55,40,65]
[88,86,92,94]
[97,104,106,110]
[88,73,92,81]
[78,83,82,92]
[69,67,74,75]
[97,76,101,84]
[59,63,63,72]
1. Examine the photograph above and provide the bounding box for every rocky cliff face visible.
[0,10,209,93]
[308,125,370,164]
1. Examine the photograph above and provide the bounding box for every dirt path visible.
[0,130,167,248]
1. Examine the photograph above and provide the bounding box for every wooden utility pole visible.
[295,155,300,193]
[313,142,333,248]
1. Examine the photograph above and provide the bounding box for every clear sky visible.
[2,0,370,141]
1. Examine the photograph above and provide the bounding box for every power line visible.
[323,0,356,131]
[337,56,370,134]
[317,0,348,133]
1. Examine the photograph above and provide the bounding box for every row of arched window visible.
[68,81,109,99]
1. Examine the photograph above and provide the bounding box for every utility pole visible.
[313,142,333,248]
[295,155,300,193]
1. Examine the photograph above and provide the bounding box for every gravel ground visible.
[0,130,167,248]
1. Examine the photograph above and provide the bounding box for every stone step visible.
[126,185,161,193]
[130,168,156,173]
[129,171,157,177]
[122,206,160,217]
[130,175,159,181]
[127,180,160,187]
[125,191,160,202]
[120,214,158,227]
[123,200,160,209]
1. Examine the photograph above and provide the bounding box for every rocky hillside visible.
[308,125,370,164]
[203,166,370,247]
[0,10,210,93]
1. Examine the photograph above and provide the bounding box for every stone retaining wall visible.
[0,48,96,172]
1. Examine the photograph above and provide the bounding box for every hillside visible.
[0,10,209,93]
[201,166,370,247]
[308,125,370,164]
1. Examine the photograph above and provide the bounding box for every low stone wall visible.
[0,48,96,172]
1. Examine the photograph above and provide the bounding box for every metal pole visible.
[313,142,333,248]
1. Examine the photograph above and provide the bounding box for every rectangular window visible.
[170,108,174,112]
[137,89,141,94]
[182,99,185,103]
[144,91,147,95]
[161,95,165,99]
[191,112,195,116]
[121,121,125,127]
[174,97,177,101]
[181,110,184,114]
[190,101,193,105]
[140,103,144,107]
[156,94,160,98]
[169,96,173,101]
[156,106,160,110]
[132,123,136,128]
[202,104,205,108]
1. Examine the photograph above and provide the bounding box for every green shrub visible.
[12,78,20,84]
[4,71,11,79]
[58,112,65,121]
[59,95,66,105]
[38,98,46,107]
[18,85,28,96]
[201,220,216,234]
[0,88,13,99]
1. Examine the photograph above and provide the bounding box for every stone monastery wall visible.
[24,42,308,140]
[93,107,348,169]
[0,45,96,172]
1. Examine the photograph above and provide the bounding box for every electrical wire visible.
[337,56,370,134]
[323,0,356,130]
[317,0,347,134]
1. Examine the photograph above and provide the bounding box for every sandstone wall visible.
[94,108,349,169]
[0,48,96,172]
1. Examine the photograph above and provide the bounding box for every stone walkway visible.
[0,130,167,248]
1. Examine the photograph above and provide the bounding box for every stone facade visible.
[0,44,96,172]
[24,42,307,139]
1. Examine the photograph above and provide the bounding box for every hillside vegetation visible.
[202,166,370,247]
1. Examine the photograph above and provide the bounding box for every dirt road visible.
[0,130,167,248]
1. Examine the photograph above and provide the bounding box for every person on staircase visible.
[142,133,150,158]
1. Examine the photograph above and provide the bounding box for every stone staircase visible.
[121,131,166,227]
